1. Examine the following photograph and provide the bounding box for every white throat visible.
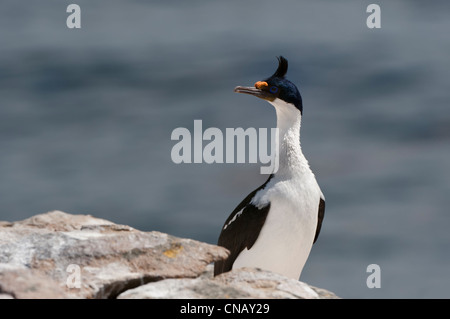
[269,98,308,177]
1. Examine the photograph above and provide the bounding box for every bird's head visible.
[234,56,303,114]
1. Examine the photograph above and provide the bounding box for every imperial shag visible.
[214,56,325,280]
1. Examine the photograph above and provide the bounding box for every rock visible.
[0,211,228,298]
[117,265,248,299]
[0,211,338,299]
[0,268,68,299]
[118,265,339,299]
[214,267,329,299]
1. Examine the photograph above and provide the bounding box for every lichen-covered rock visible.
[118,265,339,299]
[0,211,228,298]
[0,211,338,299]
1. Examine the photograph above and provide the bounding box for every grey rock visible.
[215,267,324,299]
[0,267,69,299]
[0,211,228,298]
[118,265,250,299]
[118,265,339,299]
[0,211,338,299]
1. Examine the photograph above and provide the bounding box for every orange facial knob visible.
[255,81,269,89]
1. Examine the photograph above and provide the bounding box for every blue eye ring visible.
[269,86,278,93]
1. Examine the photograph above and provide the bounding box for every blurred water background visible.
[1,0,450,298]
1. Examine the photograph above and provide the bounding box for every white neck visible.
[269,99,309,177]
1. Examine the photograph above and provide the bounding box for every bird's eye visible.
[269,86,278,93]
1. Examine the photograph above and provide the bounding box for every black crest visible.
[271,56,288,78]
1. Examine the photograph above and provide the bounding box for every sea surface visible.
[1,0,449,298]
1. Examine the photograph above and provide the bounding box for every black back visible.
[214,175,273,276]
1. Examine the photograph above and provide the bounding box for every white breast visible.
[232,172,322,279]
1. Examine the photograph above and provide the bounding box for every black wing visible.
[313,197,325,243]
[214,175,273,276]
